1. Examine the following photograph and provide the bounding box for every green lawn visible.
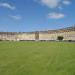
[0,41,75,75]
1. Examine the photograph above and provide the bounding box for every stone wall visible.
[0,33,35,41]
[39,31,75,41]
[0,31,75,41]
[17,33,35,41]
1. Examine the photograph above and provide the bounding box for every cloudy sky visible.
[0,0,75,32]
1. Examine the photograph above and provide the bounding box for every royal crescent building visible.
[0,25,75,41]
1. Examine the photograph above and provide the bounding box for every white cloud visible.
[48,12,65,19]
[39,0,61,8]
[63,0,70,5]
[10,15,22,20]
[0,2,15,10]
[35,0,71,9]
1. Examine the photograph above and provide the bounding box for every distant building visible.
[0,25,75,41]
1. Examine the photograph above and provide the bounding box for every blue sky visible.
[0,0,75,32]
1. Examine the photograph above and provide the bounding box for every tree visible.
[57,36,64,41]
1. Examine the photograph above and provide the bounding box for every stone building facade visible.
[0,25,75,41]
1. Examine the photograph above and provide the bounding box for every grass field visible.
[0,41,75,75]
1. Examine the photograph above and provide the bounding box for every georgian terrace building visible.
[0,25,75,41]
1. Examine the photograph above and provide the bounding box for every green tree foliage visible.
[57,36,64,41]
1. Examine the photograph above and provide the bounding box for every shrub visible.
[57,36,64,41]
